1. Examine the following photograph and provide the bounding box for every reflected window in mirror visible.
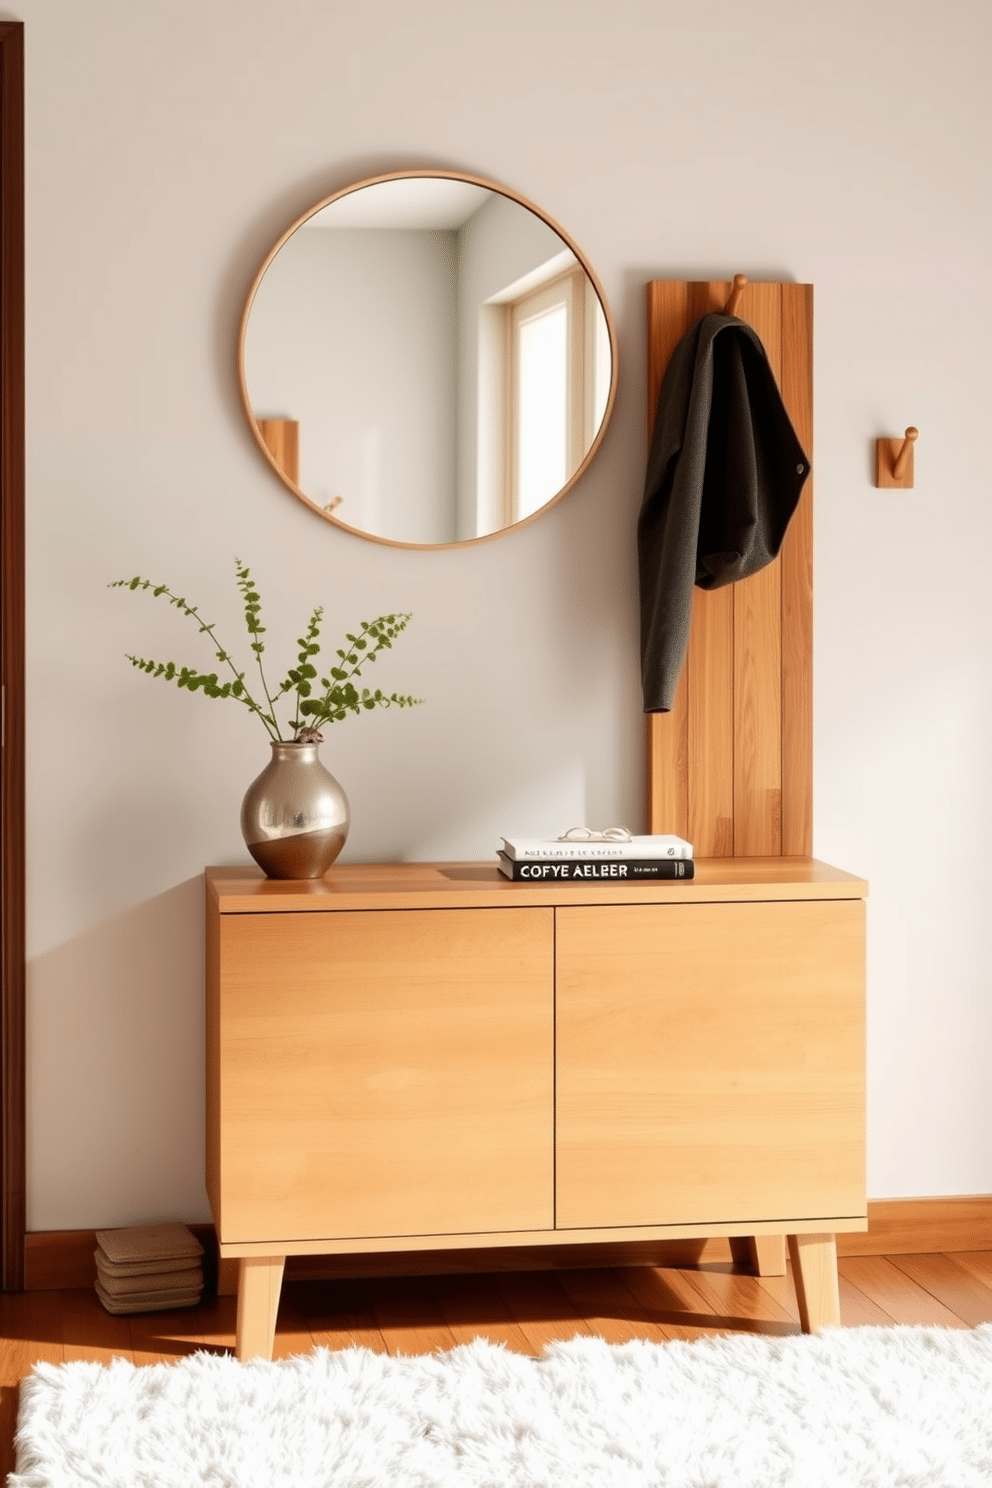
[498,267,610,525]
[514,280,571,521]
[239,171,617,549]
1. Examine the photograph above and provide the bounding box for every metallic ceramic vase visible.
[240,740,350,880]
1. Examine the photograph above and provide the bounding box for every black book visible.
[496,851,694,882]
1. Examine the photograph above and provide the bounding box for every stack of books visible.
[94,1222,205,1316]
[497,832,694,882]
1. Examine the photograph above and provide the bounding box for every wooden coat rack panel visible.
[645,279,813,856]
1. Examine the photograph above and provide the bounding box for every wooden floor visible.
[3,1250,992,1477]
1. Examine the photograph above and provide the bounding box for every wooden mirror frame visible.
[237,169,618,550]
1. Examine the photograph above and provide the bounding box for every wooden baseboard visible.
[834,1196,992,1257]
[23,1198,992,1292]
[24,1224,218,1292]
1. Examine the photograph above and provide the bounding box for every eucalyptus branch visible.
[299,685,422,731]
[281,607,324,736]
[122,654,275,732]
[109,576,281,738]
[112,566,422,743]
[235,560,281,732]
[294,613,419,733]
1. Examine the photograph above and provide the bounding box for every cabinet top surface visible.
[206,858,868,913]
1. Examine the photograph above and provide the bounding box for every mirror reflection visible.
[239,173,616,547]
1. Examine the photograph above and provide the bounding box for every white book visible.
[501,833,693,862]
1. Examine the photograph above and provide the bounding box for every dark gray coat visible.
[638,312,810,712]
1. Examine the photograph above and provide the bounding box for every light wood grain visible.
[644,279,812,859]
[0,1290,61,1478]
[282,1237,732,1279]
[679,280,735,848]
[205,882,220,1233]
[875,429,917,487]
[646,684,689,837]
[236,1255,285,1361]
[21,1229,731,1290]
[205,859,868,914]
[837,1273,897,1326]
[838,1255,967,1327]
[218,1214,869,1259]
[888,1253,992,1326]
[556,1266,672,1345]
[268,1280,319,1361]
[724,274,747,315]
[744,281,783,382]
[303,1277,388,1353]
[22,1229,101,1290]
[891,428,917,481]
[733,282,783,856]
[688,587,735,855]
[493,1270,594,1353]
[779,284,814,855]
[61,1286,134,1365]
[425,1272,536,1353]
[836,1195,992,1255]
[207,860,865,1341]
[679,1262,799,1336]
[733,561,782,854]
[952,1252,992,1295]
[788,1233,840,1332]
[216,907,554,1244]
[367,1275,460,1357]
[21,1224,217,1292]
[618,1263,728,1342]
[128,1303,206,1367]
[729,1234,787,1275]
[556,899,867,1230]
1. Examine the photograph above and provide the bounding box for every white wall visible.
[19,0,992,1229]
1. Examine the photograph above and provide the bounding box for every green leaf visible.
[114,567,421,744]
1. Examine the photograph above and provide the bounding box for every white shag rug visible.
[11,1325,992,1487]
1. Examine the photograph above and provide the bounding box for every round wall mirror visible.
[238,170,617,548]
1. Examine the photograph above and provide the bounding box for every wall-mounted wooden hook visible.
[725,274,747,315]
[875,426,918,488]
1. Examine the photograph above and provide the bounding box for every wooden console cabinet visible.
[206,858,867,1359]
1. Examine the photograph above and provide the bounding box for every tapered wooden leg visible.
[729,1235,787,1275]
[787,1233,840,1332]
[236,1255,285,1361]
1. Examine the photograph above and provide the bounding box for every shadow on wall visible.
[26,877,211,1233]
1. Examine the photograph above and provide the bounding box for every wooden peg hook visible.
[875,426,918,488]
[725,274,747,314]
[892,427,918,480]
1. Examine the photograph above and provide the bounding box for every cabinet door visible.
[556,899,865,1229]
[217,907,553,1243]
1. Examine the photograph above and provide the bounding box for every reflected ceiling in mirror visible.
[238,171,617,548]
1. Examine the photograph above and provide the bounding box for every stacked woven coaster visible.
[94,1223,204,1315]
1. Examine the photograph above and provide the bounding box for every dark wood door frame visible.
[0,20,25,1291]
